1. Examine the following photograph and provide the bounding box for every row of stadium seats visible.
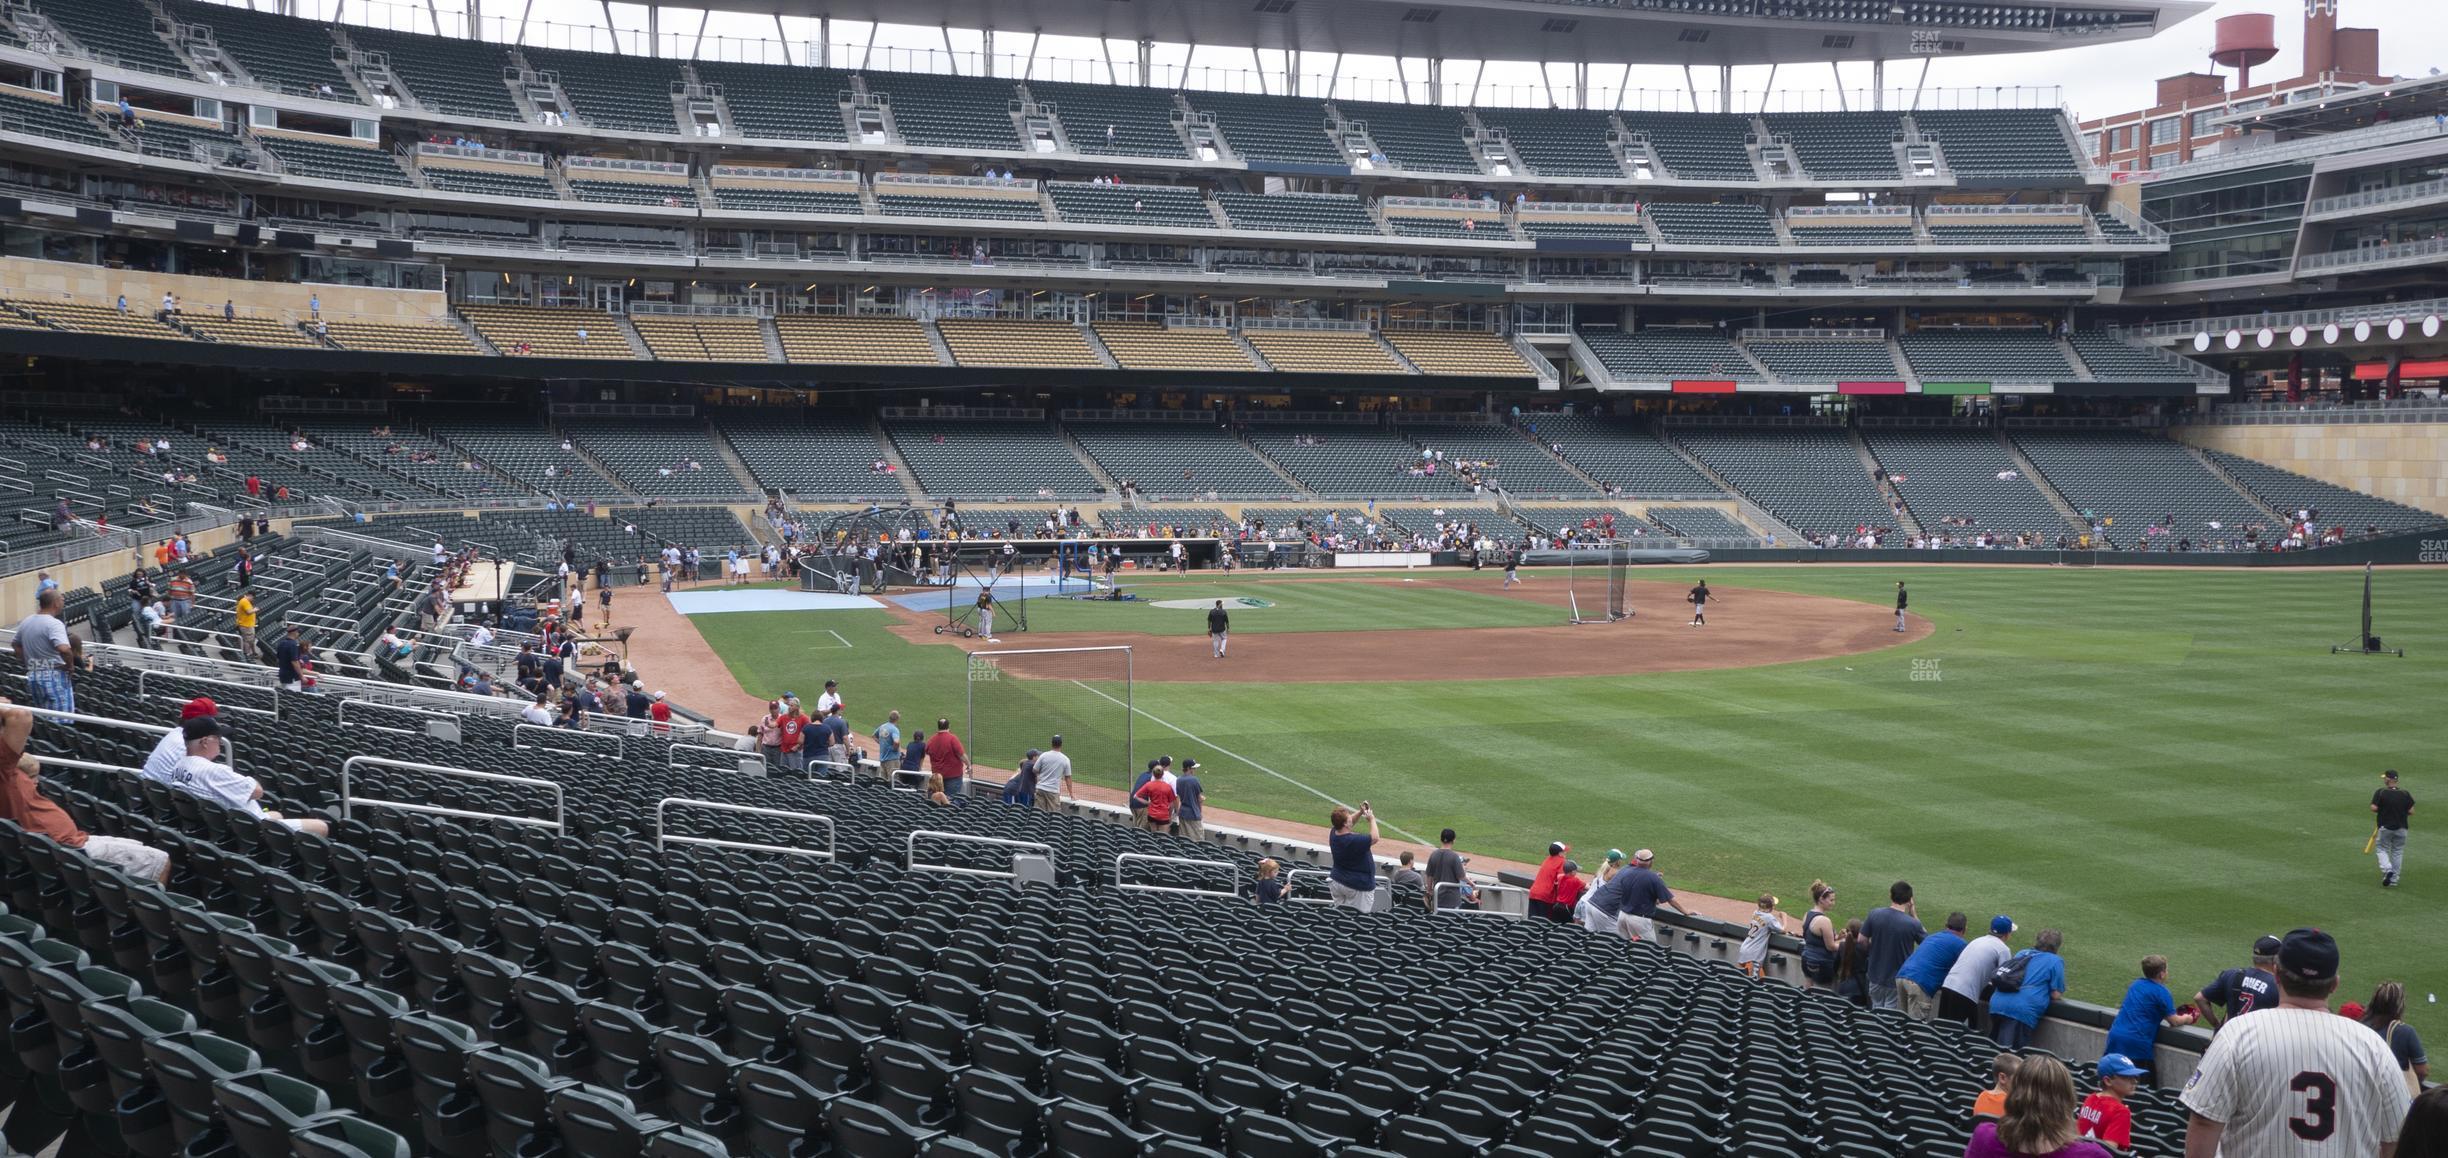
[0,613,2201,1158]
[5,392,2437,548]
[5,2,2088,182]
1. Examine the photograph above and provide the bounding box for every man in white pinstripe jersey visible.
[2180,928,2410,1157]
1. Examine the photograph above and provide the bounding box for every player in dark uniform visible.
[1894,581,1909,631]
[2193,934,2283,1030]
[1503,546,1522,589]
[1207,600,1230,659]
[1688,580,1711,627]
[2372,768,2413,887]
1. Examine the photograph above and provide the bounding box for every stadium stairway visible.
[1849,428,1924,537]
[864,414,928,502]
[557,430,643,500]
[704,422,767,497]
[1657,435,1810,543]
[1998,431,2089,529]
[1053,425,1123,493]
[2184,445,2289,525]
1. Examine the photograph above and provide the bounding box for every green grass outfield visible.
[688,565,2448,1039]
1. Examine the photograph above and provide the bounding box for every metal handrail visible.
[339,755,563,828]
[905,830,1054,879]
[671,742,762,774]
[136,669,277,718]
[1434,880,1529,918]
[336,698,462,739]
[1114,853,1241,898]
[655,798,834,860]
[1283,868,1375,905]
[512,722,621,759]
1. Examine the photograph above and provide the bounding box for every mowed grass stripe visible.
[686,566,2448,1039]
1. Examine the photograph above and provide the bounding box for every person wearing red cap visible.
[143,697,218,783]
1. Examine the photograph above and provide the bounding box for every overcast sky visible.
[282,0,2437,120]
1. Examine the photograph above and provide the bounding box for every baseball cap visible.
[1181,758,1199,772]
[2277,928,2339,982]
[1604,849,1626,864]
[180,696,217,721]
[1561,860,1581,873]
[2252,934,2285,958]
[2384,769,2400,781]
[824,680,838,688]
[1632,849,1655,864]
[1990,916,2017,935]
[1023,749,1040,759]
[2096,1054,2145,1079]
[2340,1001,2368,1021]
[1549,842,1568,856]
[181,716,225,742]
[783,691,797,701]
[652,691,666,701]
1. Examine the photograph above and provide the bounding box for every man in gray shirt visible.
[1031,734,1073,813]
[1424,827,1476,910]
[13,589,75,715]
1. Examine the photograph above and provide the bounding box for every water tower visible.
[2211,13,2279,89]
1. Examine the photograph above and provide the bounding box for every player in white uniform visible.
[2180,927,2409,1158]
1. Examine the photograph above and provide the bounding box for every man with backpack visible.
[1939,916,2018,1029]
[1985,927,2069,1049]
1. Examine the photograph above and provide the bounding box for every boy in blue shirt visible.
[2103,954,2194,1082]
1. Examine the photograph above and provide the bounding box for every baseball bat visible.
[2364,827,2378,855]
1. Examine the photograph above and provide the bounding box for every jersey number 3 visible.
[2288,1071,2337,1141]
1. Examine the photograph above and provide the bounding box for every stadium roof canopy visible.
[2212,73,2448,134]
[702,0,2210,66]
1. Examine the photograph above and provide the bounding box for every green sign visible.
[1918,381,1992,396]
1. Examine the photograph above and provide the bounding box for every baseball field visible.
[684,564,2446,1039]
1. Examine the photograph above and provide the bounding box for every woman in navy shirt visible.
[1327,803,1381,913]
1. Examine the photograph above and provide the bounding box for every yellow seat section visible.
[936,318,1104,369]
[1091,322,1256,371]
[459,304,629,358]
[1244,329,1407,374]
[773,315,943,365]
[1382,330,1534,376]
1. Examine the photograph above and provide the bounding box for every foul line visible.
[1067,680,1434,848]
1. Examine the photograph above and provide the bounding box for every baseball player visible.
[1207,600,1229,659]
[974,588,999,643]
[2180,927,2410,1157]
[1503,546,1521,588]
[1688,580,1711,627]
[1894,581,1909,632]
[2371,768,2413,887]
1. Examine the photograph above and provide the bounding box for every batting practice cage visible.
[967,645,1134,792]
[795,504,943,593]
[1566,544,1632,624]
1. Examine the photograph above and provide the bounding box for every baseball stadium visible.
[0,0,2440,1152]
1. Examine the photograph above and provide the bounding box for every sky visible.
[269,0,2438,121]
